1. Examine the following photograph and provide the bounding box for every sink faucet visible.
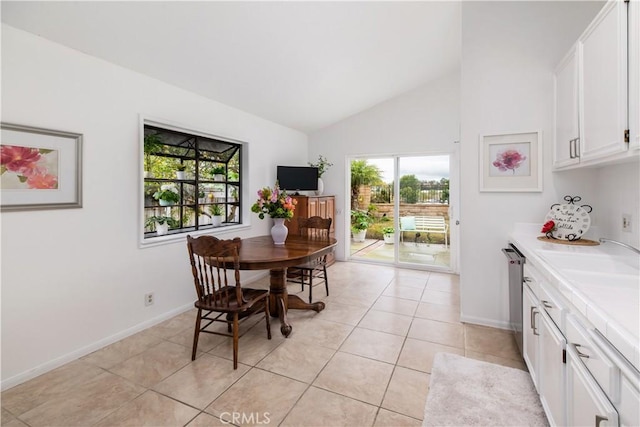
[598,238,640,255]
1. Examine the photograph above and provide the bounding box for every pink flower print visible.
[493,149,526,174]
[26,171,58,189]
[1,145,42,176]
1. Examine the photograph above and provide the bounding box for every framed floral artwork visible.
[1,123,83,211]
[479,131,542,192]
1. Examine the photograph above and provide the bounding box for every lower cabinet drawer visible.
[566,343,619,427]
[566,314,620,401]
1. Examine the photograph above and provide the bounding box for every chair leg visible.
[232,313,239,370]
[323,265,329,297]
[264,299,272,340]
[192,309,202,361]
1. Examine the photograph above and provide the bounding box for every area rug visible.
[422,353,548,427]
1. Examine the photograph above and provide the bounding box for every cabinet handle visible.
[595,415,607,427]
[574,344,590,359]
[575,138,580,157]
[531,309,539,336]
[569,139,575,159]
[541,300,552,309]
[523,276,532,283]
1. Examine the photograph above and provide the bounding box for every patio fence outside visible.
[370,182,449,204]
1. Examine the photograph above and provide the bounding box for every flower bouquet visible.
[251,183,297,220]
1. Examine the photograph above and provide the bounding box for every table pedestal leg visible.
[268,268,325,337]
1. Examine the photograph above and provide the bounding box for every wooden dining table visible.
[236,234,337,337]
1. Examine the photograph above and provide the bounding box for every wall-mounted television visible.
[277,166,318,193]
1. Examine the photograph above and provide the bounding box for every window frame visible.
[139,117,249,247]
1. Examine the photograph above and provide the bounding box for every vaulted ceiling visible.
[2,1,461,134]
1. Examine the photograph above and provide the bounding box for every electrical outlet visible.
[144,292,154,306]
[622,214,632,233]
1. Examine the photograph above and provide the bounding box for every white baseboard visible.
[1,302,193,391]
[460,314,512,331]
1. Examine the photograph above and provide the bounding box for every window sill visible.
[139,223,251,249]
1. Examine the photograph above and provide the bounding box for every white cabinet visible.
[629,0,640,150]
[567,344,619,427]
[539,309,567,427]
[579,0,628,161]
[554,45,581,168]
[553,0,632,170]
[523,283,540,390]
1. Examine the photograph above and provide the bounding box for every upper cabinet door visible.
[629,0,640,151]
[579,0,628,161]
[554,45,581,169]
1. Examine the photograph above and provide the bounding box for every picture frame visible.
[1,123,83,211]
[479,131,542,192]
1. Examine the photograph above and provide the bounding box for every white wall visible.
[0,25,308,389]
[309,72,461,261]
[592,162,640,249]
[459,1,613,329]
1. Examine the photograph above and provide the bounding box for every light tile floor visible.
[1,262,525,427]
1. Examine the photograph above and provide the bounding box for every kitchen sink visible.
[535,250,640,275]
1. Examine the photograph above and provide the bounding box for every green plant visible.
[309,155,333,178]
[382,227,395,235]
[153,184,180,203]
[350,160,383,210]
[351,209,373,232]
[210,165,225,176]
[209,204,223,216]
[176,163,187,171]
[143,134,163,171]
[145,215,179,229]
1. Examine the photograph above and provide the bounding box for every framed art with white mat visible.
[479,131,542,192]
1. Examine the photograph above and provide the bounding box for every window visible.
[142,120,243,240]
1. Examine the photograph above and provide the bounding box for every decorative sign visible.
[543,196,592,241]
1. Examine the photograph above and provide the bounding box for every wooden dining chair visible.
[287,216,332,303]
[186,235,271,369]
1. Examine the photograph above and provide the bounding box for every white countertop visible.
[509,224,640,371]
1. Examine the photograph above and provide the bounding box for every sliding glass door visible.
[349,154,453,271]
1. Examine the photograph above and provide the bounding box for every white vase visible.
[315,177,324,195]
[211,215,223,227]
[159,199,174,206]
[156,222,169,236]
[176,171,185,180]
[271,218,288,245]
[384,234,394,244]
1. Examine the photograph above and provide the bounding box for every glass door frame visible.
[346,150,458,273]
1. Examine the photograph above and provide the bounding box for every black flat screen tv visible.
[277,166,318,192]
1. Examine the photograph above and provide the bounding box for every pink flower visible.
[26,171,58,189]
[493,149,526,173]
[1,145,42,175]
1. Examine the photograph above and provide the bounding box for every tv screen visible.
[277,166,318,192]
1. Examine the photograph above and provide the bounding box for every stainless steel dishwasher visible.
[502,243,525,356]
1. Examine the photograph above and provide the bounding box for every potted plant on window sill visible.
[210,165,225,181]
[176,164,187,180]
[209,204,224,227]
[153,184,180,206]
[382,227,395,244]
[145,216,179,236]
[351,209,373,243]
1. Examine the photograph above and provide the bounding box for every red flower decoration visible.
[541,220,555,234]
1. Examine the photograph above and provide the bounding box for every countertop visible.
[509,224,640,371]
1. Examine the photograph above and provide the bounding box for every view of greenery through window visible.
[142,123,243,239]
